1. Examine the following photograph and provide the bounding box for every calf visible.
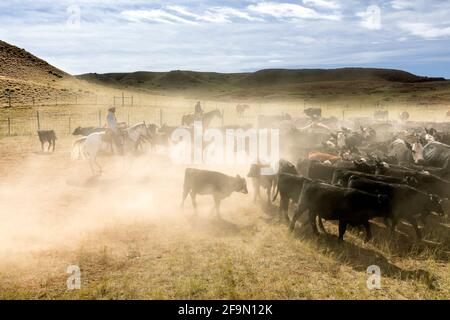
[247,163,275,205]
[182,168,248,217]
[348,177,443,239]
[37,130,56,152]
[289,181,389,242]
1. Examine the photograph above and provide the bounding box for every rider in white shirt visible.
[106,107,123,155]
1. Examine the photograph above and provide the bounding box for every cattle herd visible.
[176,108,450,243]
[63,107,450,244]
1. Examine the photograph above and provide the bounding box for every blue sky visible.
[1,0,450,77]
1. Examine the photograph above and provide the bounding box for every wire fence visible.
[0,96,449,137]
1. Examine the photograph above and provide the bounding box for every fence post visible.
[7,118,11,135]
[32,97,35,108]
[36,111,40,130]
[98,110,102,127]
[159,109,163,127]
[122,92,125,107]
[7,91,11,108]
[131,96,134,107]
[221,108,224,127]
[68,116,71,134]
[55,97,58,106]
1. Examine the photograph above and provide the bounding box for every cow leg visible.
[252,180,260,203]
[52,139,56,152]
[308,212,320,235]
[181,188,189,208]
[338,220,347,241]
[384,218,391,229]
[289,206,305,232]
[363,221,372,242]
[317,216,327,234]
[390,218,398,236]
[190,192,197,215]
[40,140,44,152]
[407,217,422,240]
[280,196,290,223]
[213,196,221,218]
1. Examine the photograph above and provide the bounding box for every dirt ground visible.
[0,134,448,300]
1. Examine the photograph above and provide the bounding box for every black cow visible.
[72,126,105,136]
[289,181,389,242]
[375,162,417,178]
[272,173,312,222]
[332,170,405,187]
[182,168,248,217]
[37,130,56,152]
[297,159,374,183]
[247,163,276,204]
[405,173,450,199]
[423,142,450,172]
[348,177,443,239]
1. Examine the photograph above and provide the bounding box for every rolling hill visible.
[78,68,450,104]
[1,38,450,107]
[0,40,98,107]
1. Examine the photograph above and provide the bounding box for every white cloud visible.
[125,5,261,25]
[121,9,199,25]
[1,0,450,77]
[303,0,340,10]
[400,22,450,39]
[248,2,340,21]
[391,0,415,10]
[209,7,262,22]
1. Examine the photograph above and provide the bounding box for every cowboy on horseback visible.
[194,101,204,121]
[106,106,124,155]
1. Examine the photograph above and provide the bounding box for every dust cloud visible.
[0,137,256,259]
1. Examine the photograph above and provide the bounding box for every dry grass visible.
[0,133,448,300]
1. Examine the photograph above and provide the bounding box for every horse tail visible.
[71,137,87,160]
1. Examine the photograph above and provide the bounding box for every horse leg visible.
[89,157,96,176]
[95,158,102,176]
[266,187,272,206]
